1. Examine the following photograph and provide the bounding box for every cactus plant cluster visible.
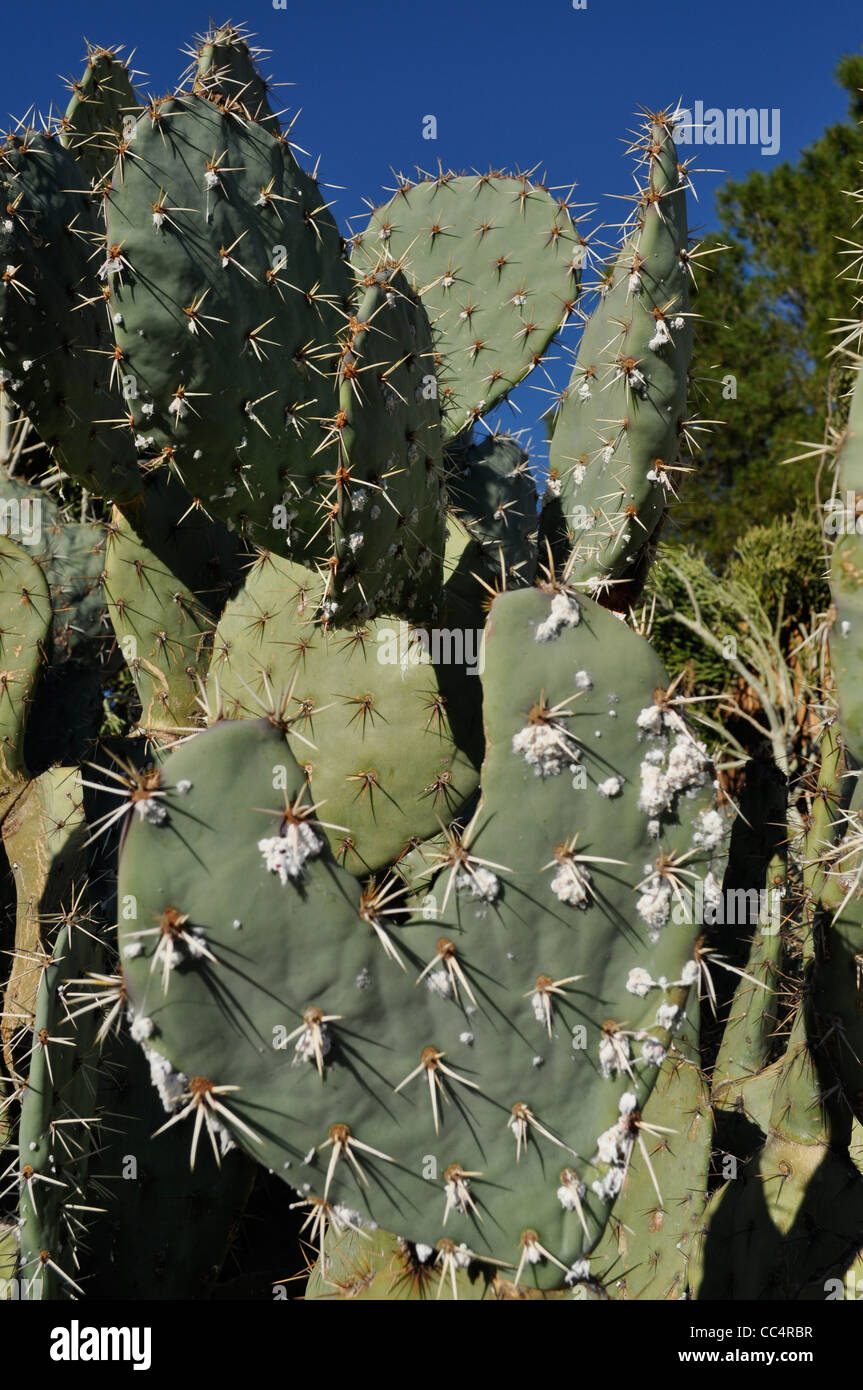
[1,20,863,1302]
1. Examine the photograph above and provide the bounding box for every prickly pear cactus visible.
[60,44,141,185]
[358,174,585,439]
[205,552,481,871]
[2,17,862,1307]
[11,770,104,1298]
[0,135,141,502]
[0,538,50,809]
[114,582,728,1289]
[587,1006,711,1300]
[104,82,351,556]
[542,114,692,608]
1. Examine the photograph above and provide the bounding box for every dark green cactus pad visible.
[0,478,112,769]
[445,432,538,598]
[329,267,445,622]
[24,512,111,767]
[61,46,140,186]
[544,116,691,602]
[80,1028,255,1299]
[104,90,351,552]
[0,479,109,661]
[206,552,480,872]
[40,520,107,661]
[0,133,142,501]
[356,174,583,441]
[0,535,50,810]
[191,23,280,134]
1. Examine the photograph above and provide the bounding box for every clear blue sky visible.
[2,0,860,460]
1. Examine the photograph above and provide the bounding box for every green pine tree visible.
[678,55,863,564]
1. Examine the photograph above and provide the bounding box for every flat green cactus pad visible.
[357,174,583,440]
[206,552,480,872]
[118,576,727,1288]
[105,90,350,552]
